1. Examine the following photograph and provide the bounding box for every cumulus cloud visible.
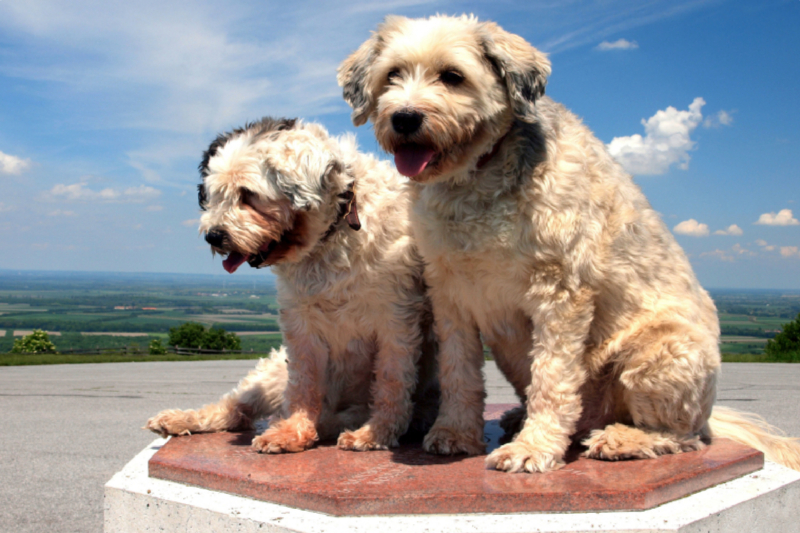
[607,98,705,175]
[44,181,161,203]
[181,219,199,227]
[703,110,734,128]
[755,239,776,251]
[755,209,799,226]
[48,210,77,217]
[596,38,639,51]
[700,249,734,262]
[731,243,755,256]
[0,150,31,175]
[781,246,800,258]
[673,219,709,237]
[0,202,16,213]
[714,224,743,236]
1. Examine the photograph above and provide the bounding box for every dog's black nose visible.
[205,229,227,247]
[392,111,423,135]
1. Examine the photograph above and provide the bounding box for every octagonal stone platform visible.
[147,404,763,516]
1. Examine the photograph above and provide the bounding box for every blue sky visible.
[0,0,798,288]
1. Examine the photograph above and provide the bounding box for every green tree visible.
[149,338,168,355]
[168,322,206,349]
[201,327,241,351]
[10,330,58,354]
[764,313,800,362]
[168,322,241,351]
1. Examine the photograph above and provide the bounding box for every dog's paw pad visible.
[144,410,194,437]
[337,427,392,451]
[423,426,485,456]
[252,419,317,454]
[485,442,564,473]
[582,424,703,461]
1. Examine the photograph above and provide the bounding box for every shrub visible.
[10,330,58,354]
[201,327,241,351]
[764,313,800,362]
[168,322,207,349]
[148,339,168,355]
[168,323,241,351]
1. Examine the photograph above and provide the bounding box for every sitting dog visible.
[339,15,800,472]
[146,117,437,452]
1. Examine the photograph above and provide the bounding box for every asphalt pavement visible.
[1,360,798,533]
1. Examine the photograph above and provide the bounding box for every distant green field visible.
[2,272,799,362]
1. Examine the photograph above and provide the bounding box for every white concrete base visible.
[105,438,800,533]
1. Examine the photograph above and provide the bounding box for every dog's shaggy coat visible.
[339,15,800,472]
[146,118,437,452]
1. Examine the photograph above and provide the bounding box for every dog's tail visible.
[708,406,800,471]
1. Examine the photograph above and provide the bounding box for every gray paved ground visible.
[1,361,799,533]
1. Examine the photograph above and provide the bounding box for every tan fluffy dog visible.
[146,117,437,452]
[339,15,800,472]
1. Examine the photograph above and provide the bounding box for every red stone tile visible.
[148,404,763,516]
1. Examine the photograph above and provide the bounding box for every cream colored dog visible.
[339,15,800,472]
[146,117,437,452]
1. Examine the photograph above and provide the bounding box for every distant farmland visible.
[1,271,798,357]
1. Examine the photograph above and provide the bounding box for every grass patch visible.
[0,352,269,366]
[721,352,797,363]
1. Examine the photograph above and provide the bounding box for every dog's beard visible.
[219,212,309,273]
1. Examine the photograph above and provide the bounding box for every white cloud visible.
[596,38,639,50]
[607,98,705,175]
[703,110,734,128]
[48,210,76,217]
[182,219,199,227]
[44,181,161,203]
[781,246,800,258]
[0,150,31,175]
[714,224,743,236]
[755,239,777,251]
[731,243,755,256]
[755,209,799,226]
[0,202,16,213]
[700,249,734,262]
[673,218,709,237]
[146,205,164,211]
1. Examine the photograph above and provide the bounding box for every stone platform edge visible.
[105,438,800,533]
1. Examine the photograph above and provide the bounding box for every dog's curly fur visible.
[339,14,800,472]
[146,118,438,452]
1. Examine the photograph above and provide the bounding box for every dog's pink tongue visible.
[394,145,435,178]
[222,252,250,274]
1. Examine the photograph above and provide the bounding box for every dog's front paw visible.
[423,425,486,455]
[144,409,197,437]
[485,442,564,473]
[337,426,393,451]
[252,417,318,454]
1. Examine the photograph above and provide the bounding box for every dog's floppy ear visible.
[338,35,382,126]
[478,22,551,121]
[338,16,407,126]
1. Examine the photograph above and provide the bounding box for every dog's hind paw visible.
[144,409,197,437]
[337,426,393,451]
[582,423,704,461]
[423,425,486,455]
[485,442,564,473]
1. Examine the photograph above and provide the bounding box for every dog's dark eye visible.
[439,70,465,87]
[387,69,401,83]
[198,183,208,211]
